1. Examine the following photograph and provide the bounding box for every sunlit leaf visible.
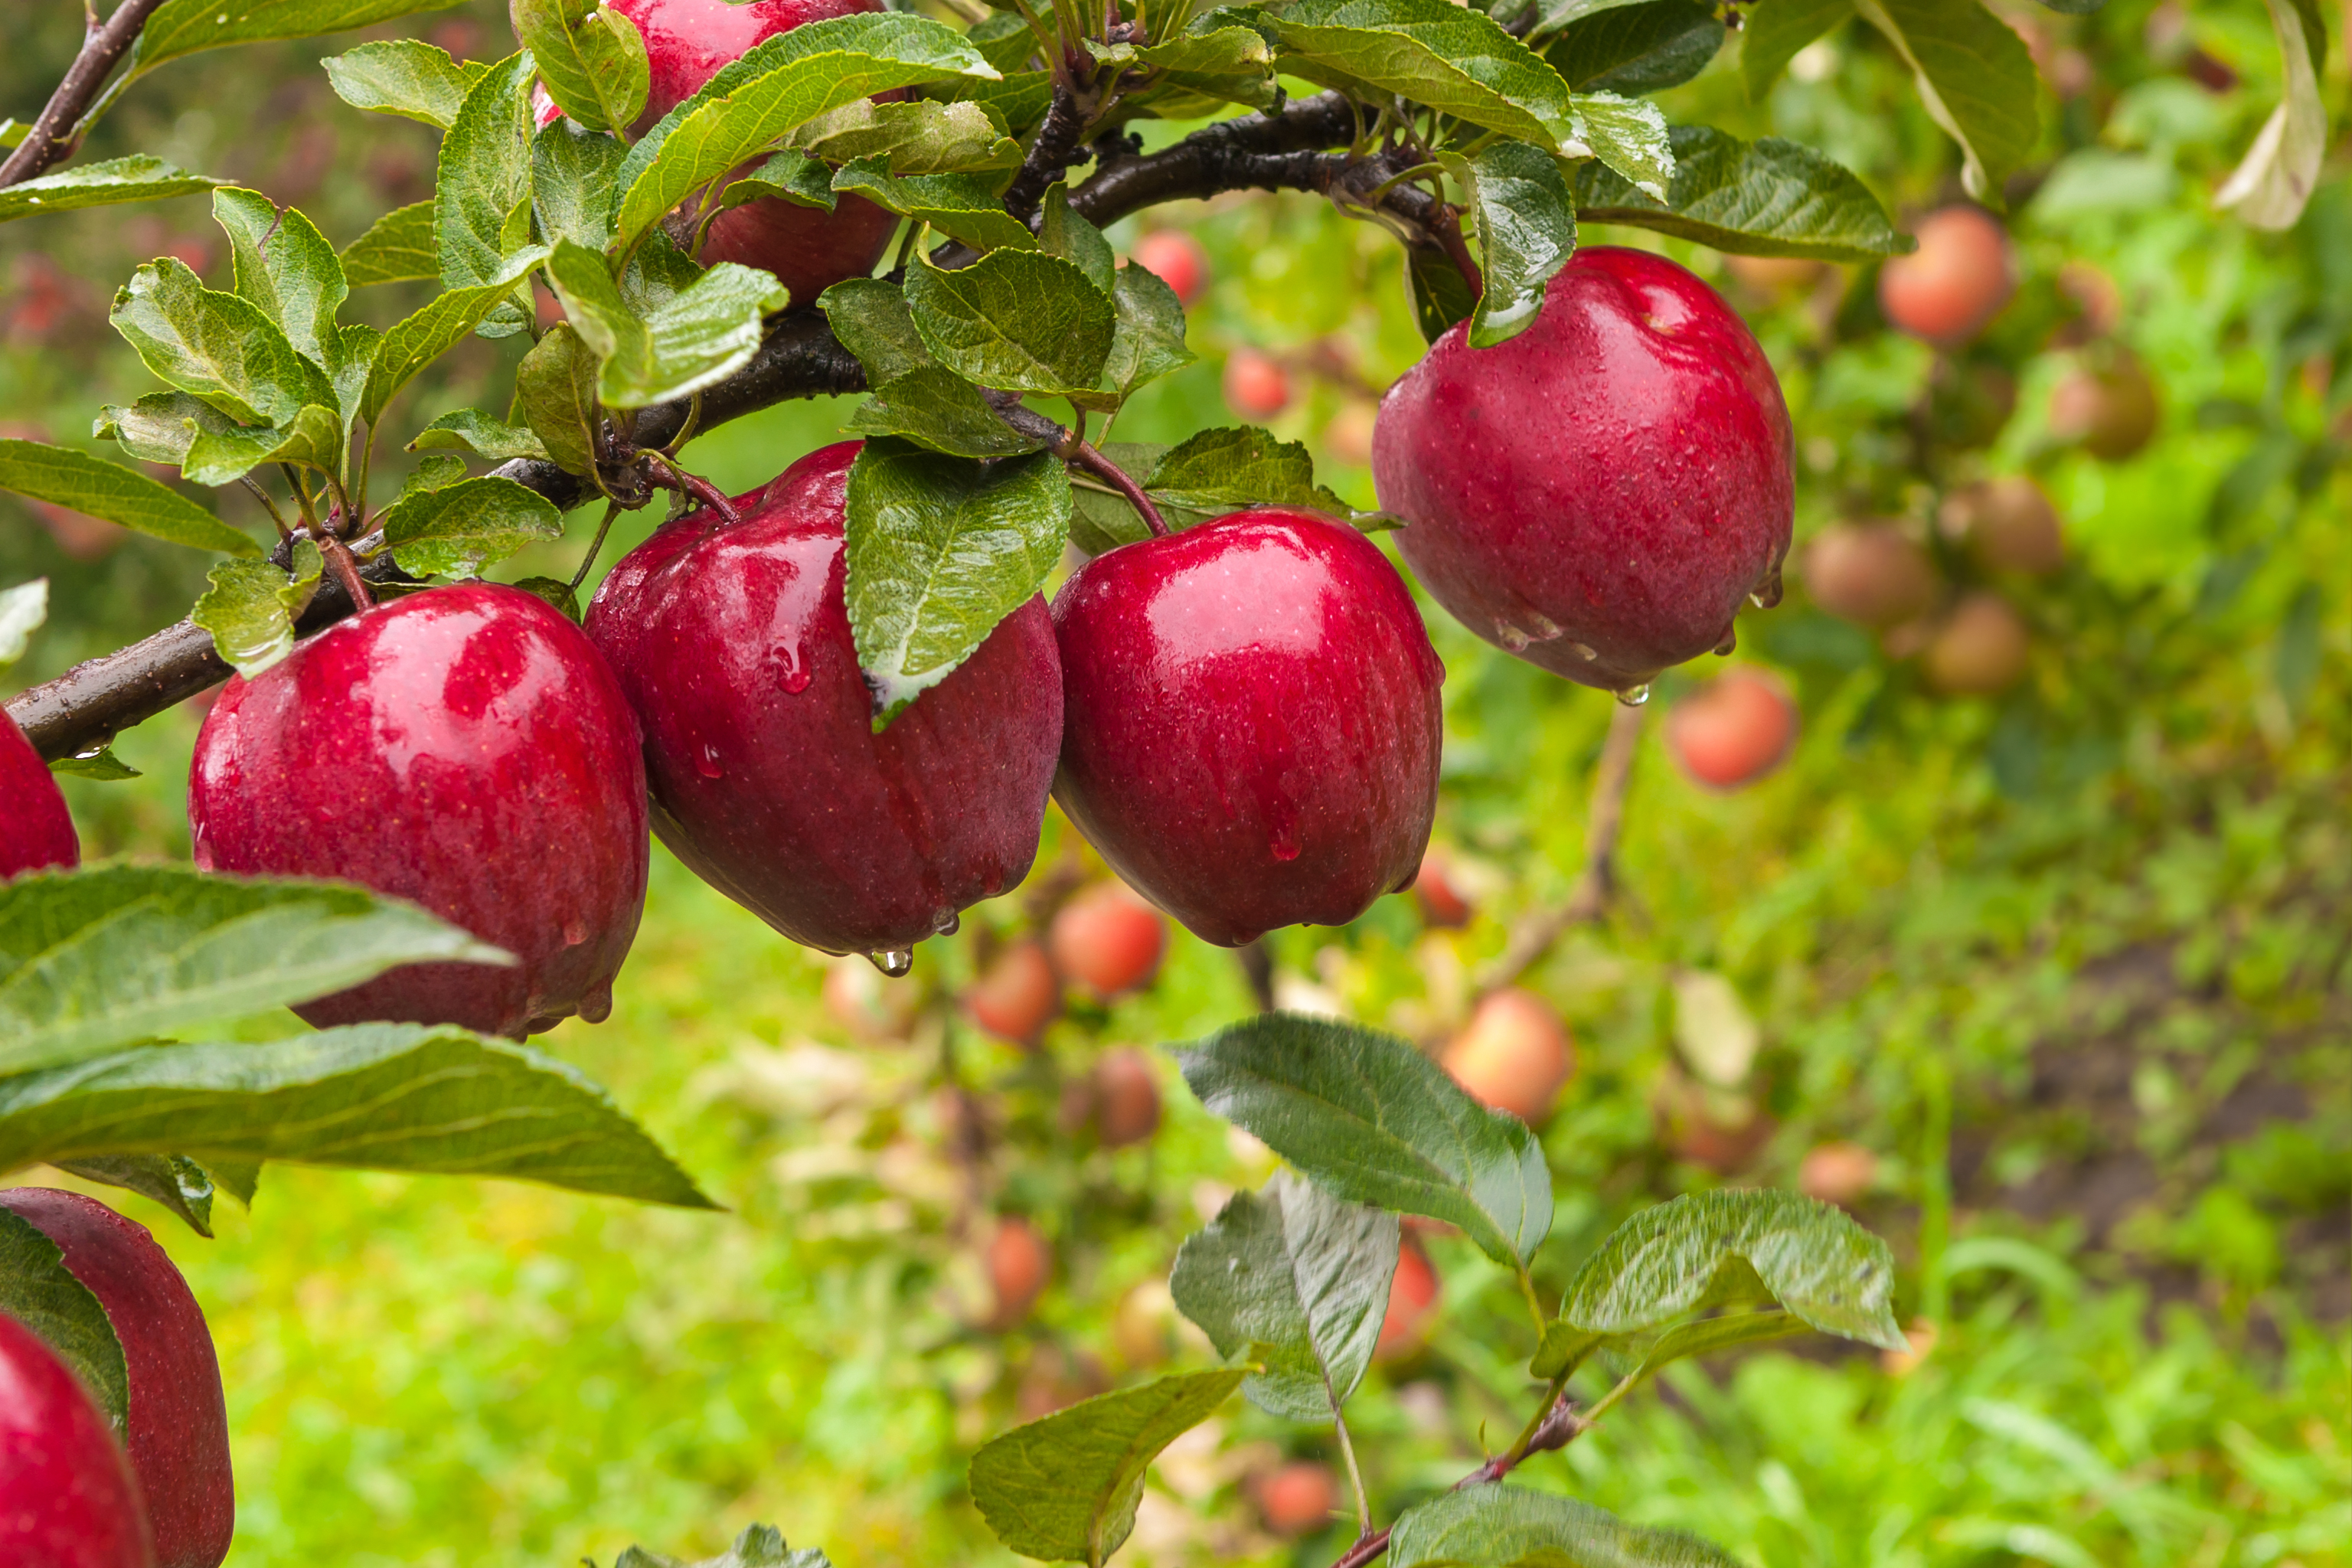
[1573,125,1909,260]
[378,474,565,577]
[322,39,490,129]
[1387,1486,1743,1568]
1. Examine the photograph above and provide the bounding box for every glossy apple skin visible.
[0,1312,155,1568]
[0,1191,228,1568]
[537,0,897,308]
[188,583,650,1038]
[1374,247,1794,692]
[1051,508,1443,948]
[2,711,79,880]
[586,442,1063,959]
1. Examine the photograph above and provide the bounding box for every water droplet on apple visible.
[580,985,613,1024]
[932,906,960,936]
[1713,626,1737,656]
[696,743,724,779]
[1495,622,1531,652]
[1614,682,1651,707]
[867,948,915,978]
[1570,641,1599,662]
[1749,566,1785,609]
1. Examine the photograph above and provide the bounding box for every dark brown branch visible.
[1475,699,1645,993]
[0,0,169,187]
[998,81,1093,223]
[988,394,1170,537]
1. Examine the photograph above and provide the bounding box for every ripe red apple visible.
[1802,523,1939,629]
[534,0,900,308]
[1665,668,1798,792]
[0,1191,228,1568]
[985,1216,1051,1329]
[1798,1141,1878,1207]
[188,582,649,1038]
[1441,988,1574,1125]
[1050,508,1442,948]
[1129,230,1207,307]
[1256,1461,1338,1537]
[1048,884,1165,998]
[1922,592,2030,695]
[1374,1235,1439,1362]
[1373,247,1793,694]
[1941,475,2063,576]
[1877,206,2014,345]
[1223,348,1291,420]
[1413,849,1471,928]
[1089,1047,1161,1148]
[965,939,1059,1045]
[586,442,1063,962]
[2,711,78,880]
[2048,360,2160,461]
[0,1312,155,1568]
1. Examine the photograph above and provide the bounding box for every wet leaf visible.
[716,150,838,215]
[1572,125,1909,260]
[533,119,629,250]
[903,248,1116,397]
[109,257,311,428]
[322,39,490,129]
[831,161,1034,253]
[362,260,550,423]
[341,201,439,286]
[52,1156,218,1238]
[181,404,345,488]
[1093,263,1196,405]
[436,52,538,289]
[0,155,225,226]
[190,545,323,678]
[548,241,786,407]
[514,322,602,475]
[211,189,348,369]
[791,98,1019,174]
[1274,0,1590,158]
[410,408,550,463]
[820,277,936,384]
[137,0,466,70]
[1143,426,1347,518]
[379,475,565,577]
[1456,140,1576,348]
[847,368,1049,459]
[514,0,650,136]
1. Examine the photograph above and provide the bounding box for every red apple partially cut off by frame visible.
[1373,247,1793,694]
[2,710,78,880]
[0,1312,155,1568]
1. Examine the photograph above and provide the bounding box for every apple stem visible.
[1067,436,1171,538]
[318,534,374,614]
[641,452,740,527]
[1433,207,1485,301]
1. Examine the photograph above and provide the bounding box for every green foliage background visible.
[2,1,2347,1565]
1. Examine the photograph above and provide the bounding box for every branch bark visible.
[1475,699,1646,994]
[0,0,168,188]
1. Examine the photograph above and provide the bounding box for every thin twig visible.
[1475,699,1645,994]
[988,394,1171,537]
[0,0,167,188]
[1332,1406,1374,1540]
[640,452,740,524]
[315,534,374,614]
[568,502,624,591]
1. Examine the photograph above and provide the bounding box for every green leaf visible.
[109,258,310,428]
[1560,1189,1907,1349]
[610,13,999,254]
[136,0,465,70]
[514,0,651,136]
[831,161,1034,253]
[1573,125,1908,260]
[1407,243,1479,345]
[211,190,348,369]
[716,150,838,216]
[1629,1307,1809,1372]
[1040,185,1117,296]
[509,576,583,621]
[615,1524,832,1568]
[1173,1013,1553,1267]
[514,322,603,476]
[820,277,936,384]
[47,746,142,782]
[791,98,1020,175]
[1135,24,1281,109]
[1067,443,1186,554]
[969,1370,1246,1566]
[379,475,565,577]
[1530,1318,1603,1380]
[1740,0,1854,100]
[1573,92,1673,200]
[1171,1168,1400,1423]
[0,439,258,557]
[410,409,550,463]
[1387,1486,1742,1568]
[181,403,346,488]
[841,439,1069,727]
[0,1208,129,1431]
[847,368,1050,459]
[0,1023,714,1210]
[2216,0,2328,230]
[533,119,630,251]
[1544,0,1724,93]
[925,70,1054,139]
[52,1156,220,1239]
[437,52,538,289]
[1095,264,1196,406]
[341,201,439,288]
[361,263,549,424]
[0,865,513,1076]
[1144,426,1347,518]
[96,391,231,468]
[1851,0,2039,203]
[548,242,786,408]
[0,155,225,226]
[0,578,47,671]
[1457,140,1576,348]
[322,39,489,129]
[903,248,1116,397]
[190,545,323,677]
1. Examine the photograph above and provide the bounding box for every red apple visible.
[1373,247,1793,694]
[1050,508,1442,948]
[534,0,900,308]
[1256,1461,1338,1537]
[0,1312,155,1568]
[2048,361,2159,461]
[1223,348,1291,420]
[188,583,649,1038]
[985,1216,1051,1329]
[1048,884,1165,998]
[1941,475,2063,575]
[1374,1235,1439,1362]
[1878,206,2014,345]
[585,442,1063,962]
[1666,668,1798,791]
[1413,849,1471,928]
[1090,1047,1161,1148]
[1797,1141,1878,1207]
[1922,592,2030,695]
[1441,988,1573,1125]
[0,1191,228,1568]
[966,940,1059,1045]
[2,711,78,880]
[1129,230,1207,307]
[1802,523,1939,629]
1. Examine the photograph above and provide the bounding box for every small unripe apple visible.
[965,940,1059,1045]
[1802,523,1939,629]
[2048,361,2159,461]
[1374,1235,1439,1363]
[1256,1461,1339,1537]
[1798,1141,1878,1207]
[1665,669,1798,791]
[0,1191,230,1568]
[1442,988,1574,1125]
[1878,207,2014,345]
[1940,475,2063,576]
[2,710,79,880]
[1922,592,2030,695]
[985,1217,1051,1329]
[0,1312,155,1568]
[1223,348,1291,420]
[1413,850,1472,928]
[1049,884,1166,998]
[1129,230,1207,307]
[1090,1048,1162,1148]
